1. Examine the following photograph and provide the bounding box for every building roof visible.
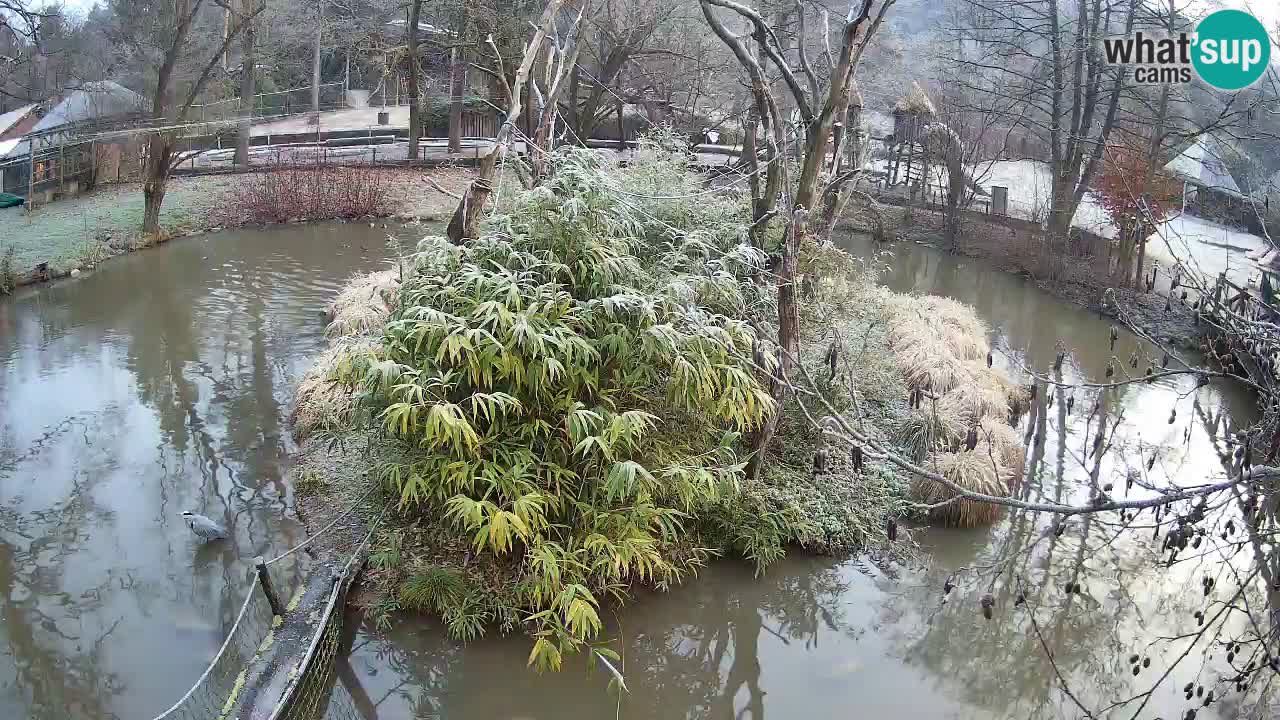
[0,137,22,159]
[0,104,39,137]
[30,81,146,134]
[1164,135,1243,197]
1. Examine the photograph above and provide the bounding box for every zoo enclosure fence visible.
[148,515,378,720]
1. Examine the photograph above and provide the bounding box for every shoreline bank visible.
[0,167,472,294]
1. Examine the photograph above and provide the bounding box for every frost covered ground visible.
[0,176,237,275]
[1145,214,1270,287]
[0,168,471,284]
[903,157,1271,288]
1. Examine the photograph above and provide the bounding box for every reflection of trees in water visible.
[890,509,1148,719]
[337,558,855,720]
[624,559,852,720]
[886,374,1277,720]
[0,500,124,720]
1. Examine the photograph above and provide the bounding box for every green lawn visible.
[0,176,237,276]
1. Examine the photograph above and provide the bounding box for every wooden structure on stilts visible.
[884,82,935,189]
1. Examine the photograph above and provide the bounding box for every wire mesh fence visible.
[0,137,99,207]
[186,83,348,125]
[151,580,277,720]
[275,579,349,720]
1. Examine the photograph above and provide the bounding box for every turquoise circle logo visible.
[1192,10,1270,90]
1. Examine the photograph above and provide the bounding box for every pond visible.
[0,224,1264,720]
[0,221,396,720]
[322,234,1262,720]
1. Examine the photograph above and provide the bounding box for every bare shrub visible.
[226,162,392,225]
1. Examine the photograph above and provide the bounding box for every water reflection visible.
[338,557,979,720]
[0,222,396,720]
[325,233,1268,720]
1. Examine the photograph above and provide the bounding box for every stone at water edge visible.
[70,269,80,277]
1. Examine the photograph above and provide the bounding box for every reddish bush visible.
[226,162,392,225]
[1095,141,1182,233]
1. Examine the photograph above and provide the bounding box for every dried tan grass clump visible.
[886,294,1024,416]
[894,348,974,395]
[978,417,1026,479]
[938,384,1011,427]
[995,374,1032,417]
[895,407,966,460]
[327,269,401,338]
[290,340,377,441]
[886,295,990,393]
[913,449,1012,527]
[884,292,1032,527]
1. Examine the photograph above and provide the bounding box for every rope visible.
[262,483,381,566]
[153,492,392,720]
[149,579,260,720]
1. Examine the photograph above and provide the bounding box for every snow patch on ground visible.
[978,159,1270,286]
[1145,214,1270,287]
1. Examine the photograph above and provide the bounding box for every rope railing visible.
[262,484,381,567]
[149,579,272,720]
[147,489,387,720]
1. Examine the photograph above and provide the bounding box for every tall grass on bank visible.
[885,295,1027,527]
[225,162,391,225]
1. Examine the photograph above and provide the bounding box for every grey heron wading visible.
[182,511,228,541]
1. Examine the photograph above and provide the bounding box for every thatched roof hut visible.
[892,82,935,144]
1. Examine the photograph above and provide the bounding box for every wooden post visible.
[616,93,625,151]
[255,555,284,615]
[26,140,35,209]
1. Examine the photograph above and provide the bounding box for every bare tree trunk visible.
[922,123,965,249]
[234,0,257,166]
[1134,218,1149,289]
[406,0,421,160]
[448,6,468,154]
[747,209,806,480]
[447,0,567,242]
[311,1,322,114]
[139,0,260,234]
[142,133,172,235]
[529,31,581,186]
[1130,1,1175,290]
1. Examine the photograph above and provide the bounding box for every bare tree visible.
[109,0,263,234]
[448,3,468,154]
[564,0,679,142]
[406,0,422,159]
[0,1,47,105]
[700,0,894,480]
[527,2,584,185]
[233,0,259,165]
[311,0,323,113]
[950,0,1137,275]
[445,0,575,243]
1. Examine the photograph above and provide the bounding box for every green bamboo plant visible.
[345,145,815,669]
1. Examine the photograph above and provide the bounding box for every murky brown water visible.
[0,222,397,720]
[1,225,1267,720]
